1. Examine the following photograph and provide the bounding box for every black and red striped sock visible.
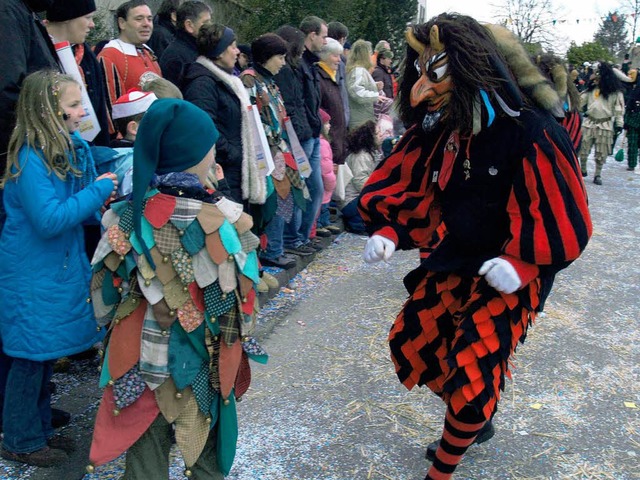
[425,404,487,480]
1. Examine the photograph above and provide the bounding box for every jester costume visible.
[240,65,309,237]
[578,62,625,184]
[358,15,592,479]
[88,99,266,478]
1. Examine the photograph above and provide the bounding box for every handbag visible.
[332,163,353,202]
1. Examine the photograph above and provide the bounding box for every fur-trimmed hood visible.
[483,24,562,116]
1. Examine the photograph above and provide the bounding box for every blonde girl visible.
[346,39,385,130]
[0,70,117,468]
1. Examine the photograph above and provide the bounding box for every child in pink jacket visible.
[317,109,337,235]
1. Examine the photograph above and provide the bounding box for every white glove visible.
[363,235,396,263]
[478,257,521,294]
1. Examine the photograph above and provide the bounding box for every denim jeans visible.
[284,138,322,246]
[2,357,54,453]
[300,137,323,240]
[0,338,10,429]
[317,203,330,228]
[283,206,300,248]
[341,198,366,234]
[261,213,285,261]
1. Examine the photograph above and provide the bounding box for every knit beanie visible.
[251,33,288,66]
[132,99,219,268]
[238,44,252,60]
[319,108,331,124]
[46,0,96,22]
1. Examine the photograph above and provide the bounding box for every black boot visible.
[51,408,71,429]
[425,420,495,461]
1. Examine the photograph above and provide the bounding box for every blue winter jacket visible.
[0,143,113,361]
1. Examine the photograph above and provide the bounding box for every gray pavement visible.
[2,155,639,479]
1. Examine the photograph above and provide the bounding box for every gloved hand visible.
[363,235,396,263]
[478,257,522,294]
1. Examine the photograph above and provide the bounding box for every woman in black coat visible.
[182,23,249,204]
[372,48,395,99]
[317,37,347,165]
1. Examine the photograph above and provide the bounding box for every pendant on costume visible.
[488,166,498,176]
[463,159,471,180]
[438,130,459,190]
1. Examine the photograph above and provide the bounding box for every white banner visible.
[284,116,312,178]
[248,105,275,176]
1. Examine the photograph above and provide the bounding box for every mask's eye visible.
[428,64,448,82]
[414,58,422,75]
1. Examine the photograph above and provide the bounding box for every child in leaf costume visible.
[88,99,266,479]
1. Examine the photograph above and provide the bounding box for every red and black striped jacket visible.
[561,110,583,153]
[358,107,592,278]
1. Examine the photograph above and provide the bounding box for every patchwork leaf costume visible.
[89,189,266,475]
[88,98,267,477]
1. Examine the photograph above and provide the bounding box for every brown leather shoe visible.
[1,446,68,467]
[47,434,76,454]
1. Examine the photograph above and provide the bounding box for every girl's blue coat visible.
[0,144,113,361]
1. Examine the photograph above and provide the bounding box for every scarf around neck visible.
[195,56,266,204]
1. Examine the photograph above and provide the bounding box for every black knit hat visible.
[251,33,288,66]
[237,44,252,59]
[47,0,96,22]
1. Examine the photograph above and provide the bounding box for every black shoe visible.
[425,420,495,462]
[581,170,588,177]
[325,225,342,235]
[627,166,635,171]
[68,346,98,360]
[47,434,76,454]
[593,175,603,185]
[51,408,71,429]
[53,357,71,373]
[1,446,68,468]
[284,245,315,257]
[315,228,332,237]
[344,223,367,235]
[260,254,297,269]
[307,238,325,251]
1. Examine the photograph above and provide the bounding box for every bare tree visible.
[492,0,567,51]
[620,0,640,43]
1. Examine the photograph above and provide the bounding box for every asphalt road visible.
[3,155,639,480]
[228,157,640,480]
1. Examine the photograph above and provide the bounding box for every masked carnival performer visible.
[358,14,592,480]
[86,99,266,479]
